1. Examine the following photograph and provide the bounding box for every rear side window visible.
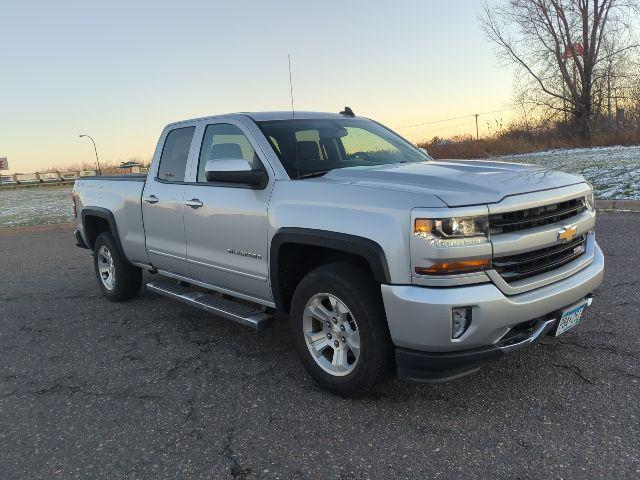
[157,127,195,182]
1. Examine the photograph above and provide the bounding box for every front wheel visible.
[289,263,394,397]
[93,232,142,301]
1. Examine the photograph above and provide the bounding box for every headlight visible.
[585,191,595,211]
[414,216,488,246]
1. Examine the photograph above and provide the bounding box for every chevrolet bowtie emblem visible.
[558,224,578,242]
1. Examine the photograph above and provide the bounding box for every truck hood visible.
[315,160,586,206]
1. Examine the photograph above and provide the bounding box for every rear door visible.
[182,120,273,302]
[142,126,196,276]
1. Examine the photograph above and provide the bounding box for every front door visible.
[183,121,272,302]
[142,126,195,276]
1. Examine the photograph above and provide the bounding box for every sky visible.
[0,0,515,174]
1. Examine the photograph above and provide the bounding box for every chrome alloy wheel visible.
[97,245,116,291]
[303,293,360,376]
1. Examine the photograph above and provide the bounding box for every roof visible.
[243,111,350,121]
[167,110,357,127]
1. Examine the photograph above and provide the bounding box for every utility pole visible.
[474,114,479,140]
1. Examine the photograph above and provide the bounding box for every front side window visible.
[257,118,429,179]
[157,126,195,182]
[197,123,259,182]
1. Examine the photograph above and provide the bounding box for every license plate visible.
[555,301,588,337]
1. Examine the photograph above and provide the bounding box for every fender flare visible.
[81,207,125,256]
[270,227,391,309]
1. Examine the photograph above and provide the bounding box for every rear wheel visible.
[290,263,394,397]
[93,232,142,301]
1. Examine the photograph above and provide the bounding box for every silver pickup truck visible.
[72,110,604,396]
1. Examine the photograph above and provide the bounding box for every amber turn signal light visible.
[414,219,433,235]
[415,259,490,275]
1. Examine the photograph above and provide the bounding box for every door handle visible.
[143,195,159,204]
[185,198,203,209]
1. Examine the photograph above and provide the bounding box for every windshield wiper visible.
[297,170,332,179]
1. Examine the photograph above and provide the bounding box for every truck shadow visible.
[134,277,614,420]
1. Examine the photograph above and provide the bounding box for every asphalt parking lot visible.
[1,211,638,479]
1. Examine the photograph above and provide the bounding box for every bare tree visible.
[480,0,639,141]
[625,69,640,126]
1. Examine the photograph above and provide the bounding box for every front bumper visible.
[381,241,604,381]
[395,305,586,383]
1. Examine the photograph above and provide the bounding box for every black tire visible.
[93,232,142,302]
[289,262,394,397]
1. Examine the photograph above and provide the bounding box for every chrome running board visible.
[146,280,271,330]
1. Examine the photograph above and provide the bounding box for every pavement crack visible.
[18,375,158,401]
[223,427,252,479]
[185,392,203,440]
[607,367,640,381]
[35,375,87,395]
[612,280,640,288]
[555,339,640,360]
[552,363,594,384]
[19,324,49,334]
[96,334,122,343]
[599,279,640,291]
[122,354,144,362]
[165,355,202,380]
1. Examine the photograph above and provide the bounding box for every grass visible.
[420,127,640,160]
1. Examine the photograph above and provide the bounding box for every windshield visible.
[256,118,430,179]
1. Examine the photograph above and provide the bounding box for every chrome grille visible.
[493,235,587,283]
[489,197,587,234]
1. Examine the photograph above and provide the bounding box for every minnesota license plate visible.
[555,301,588,337]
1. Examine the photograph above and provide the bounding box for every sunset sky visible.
[0,0,515,174]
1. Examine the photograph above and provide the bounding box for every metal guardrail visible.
[0,167,149,189]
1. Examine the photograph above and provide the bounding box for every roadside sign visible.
[0,157,8,170]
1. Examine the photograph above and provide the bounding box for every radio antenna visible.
[288,54,295,118]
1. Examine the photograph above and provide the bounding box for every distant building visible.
[114,161,144,174]
[118,161,143,169]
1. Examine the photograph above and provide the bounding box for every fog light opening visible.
[452,307,472,339]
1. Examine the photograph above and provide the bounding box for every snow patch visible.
[492,144,640,200]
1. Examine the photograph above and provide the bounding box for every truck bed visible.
[73,176,149,265]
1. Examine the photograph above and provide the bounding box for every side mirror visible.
[204,159,268,188]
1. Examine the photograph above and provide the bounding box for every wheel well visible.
[83,215,111,250]
[275,243,376,313]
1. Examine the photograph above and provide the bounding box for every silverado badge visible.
[558,224,578,242]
